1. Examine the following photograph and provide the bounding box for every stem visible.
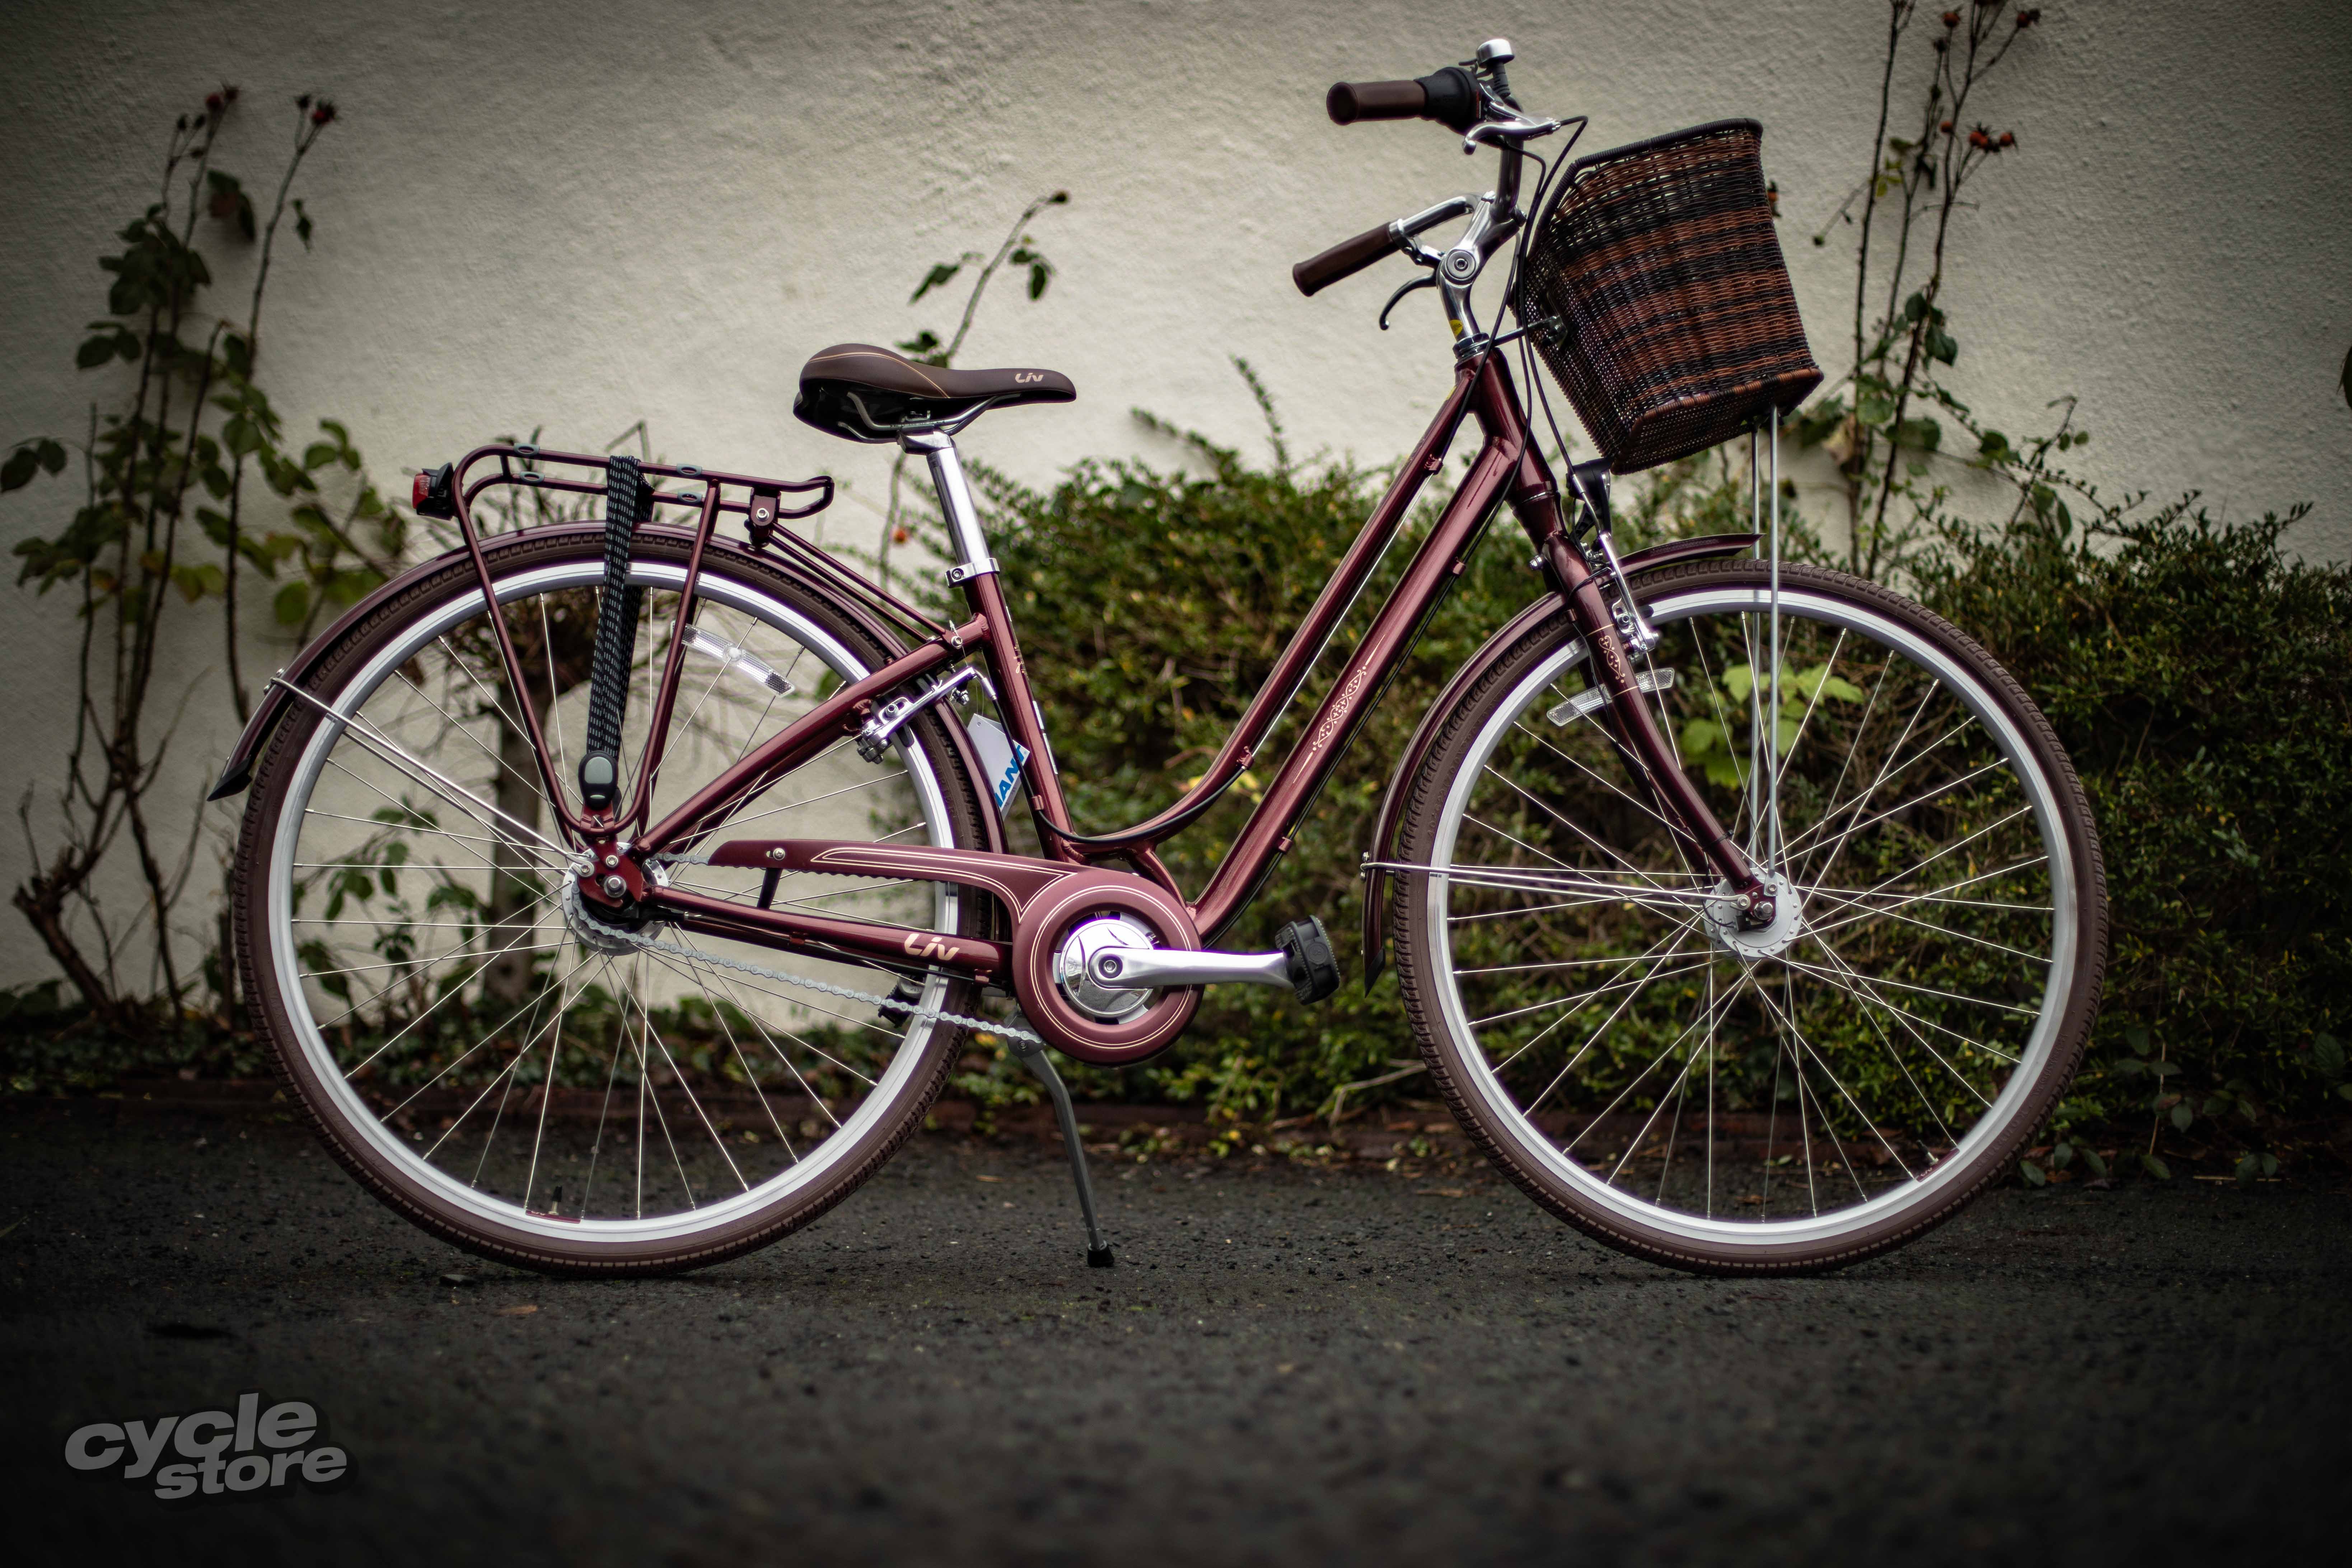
[120,775,184,1003]
[1856,1,2020,578]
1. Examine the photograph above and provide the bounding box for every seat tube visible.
[903,431,993,579]
[898,428,1086,860]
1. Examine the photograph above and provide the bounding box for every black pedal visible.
[1275,916,1342,1004]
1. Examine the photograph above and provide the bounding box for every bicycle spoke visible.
[1597,973,1751,1184]
[1751,977,1915,1185]
[1790,942,1987,1131]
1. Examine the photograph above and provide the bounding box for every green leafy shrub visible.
[1913,500,2352,1163]
[945,373,2351,1164]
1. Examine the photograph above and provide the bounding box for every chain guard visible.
[1008,870,1200,1064]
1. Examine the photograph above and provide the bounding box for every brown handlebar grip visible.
[1292,220,1400,298]
[1327,79,1427,125]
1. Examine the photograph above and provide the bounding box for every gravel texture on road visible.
[0,1100,2344,1565]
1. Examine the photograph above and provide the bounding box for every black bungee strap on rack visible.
[580,455,654,814]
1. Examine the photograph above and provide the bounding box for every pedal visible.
[1275,916,1342,1004]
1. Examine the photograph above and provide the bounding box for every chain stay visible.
[576,857,1041,1044]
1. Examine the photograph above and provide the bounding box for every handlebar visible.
[1292,195,1479,298]
[1299,45,1552,309]
[1324,68,1479,132]
[1292,220,1401,298]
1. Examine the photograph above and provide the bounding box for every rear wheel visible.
[1393,560,2106,1273]
[234,530,989,1274]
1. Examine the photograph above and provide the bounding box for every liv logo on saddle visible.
[64,1393,348,1500]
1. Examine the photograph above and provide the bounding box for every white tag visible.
[964,713,1030,816]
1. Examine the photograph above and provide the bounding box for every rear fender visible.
[206,543,477,802]
[1358,531,1755,985]
[204,528,1001,853]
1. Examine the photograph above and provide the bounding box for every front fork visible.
[1511,462,1776,930]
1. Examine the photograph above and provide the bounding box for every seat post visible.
[901,430,995,584]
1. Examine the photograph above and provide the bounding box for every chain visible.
[566,882,1042,1045]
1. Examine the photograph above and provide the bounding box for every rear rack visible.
[442,441,950,643]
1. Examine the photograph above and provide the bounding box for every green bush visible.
[1912,501,2352,1152]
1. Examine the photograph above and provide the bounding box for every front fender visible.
[1358,531,1756,986]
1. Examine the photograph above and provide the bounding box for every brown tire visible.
[233,529,990,1275]
[1392,559,2106,1273]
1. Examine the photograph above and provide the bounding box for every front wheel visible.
[1393,560,2106,1273]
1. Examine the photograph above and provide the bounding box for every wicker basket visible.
[1518,119,1822,474]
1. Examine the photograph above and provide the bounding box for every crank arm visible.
[1088,917,1340,1005]
[1091,947,1290,989]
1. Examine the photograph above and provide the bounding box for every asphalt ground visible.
[1,1098,2345,1567]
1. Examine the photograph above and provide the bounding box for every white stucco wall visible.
[1,0,2346,987]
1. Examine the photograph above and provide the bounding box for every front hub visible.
[1705,874,1804,962]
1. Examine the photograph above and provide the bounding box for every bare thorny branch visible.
[1809,2,2043,579]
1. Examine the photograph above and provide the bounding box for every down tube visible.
[1190,414,1523,939]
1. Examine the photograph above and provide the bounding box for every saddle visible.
[794,342,1075,442]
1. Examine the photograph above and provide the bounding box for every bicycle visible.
[215,39,2105,1277]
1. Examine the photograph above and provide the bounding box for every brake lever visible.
[1378,272,1438,331]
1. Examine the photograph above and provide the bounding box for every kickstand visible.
[1007,1025,1114,1268]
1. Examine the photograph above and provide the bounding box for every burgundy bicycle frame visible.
[435,348,1757,986]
